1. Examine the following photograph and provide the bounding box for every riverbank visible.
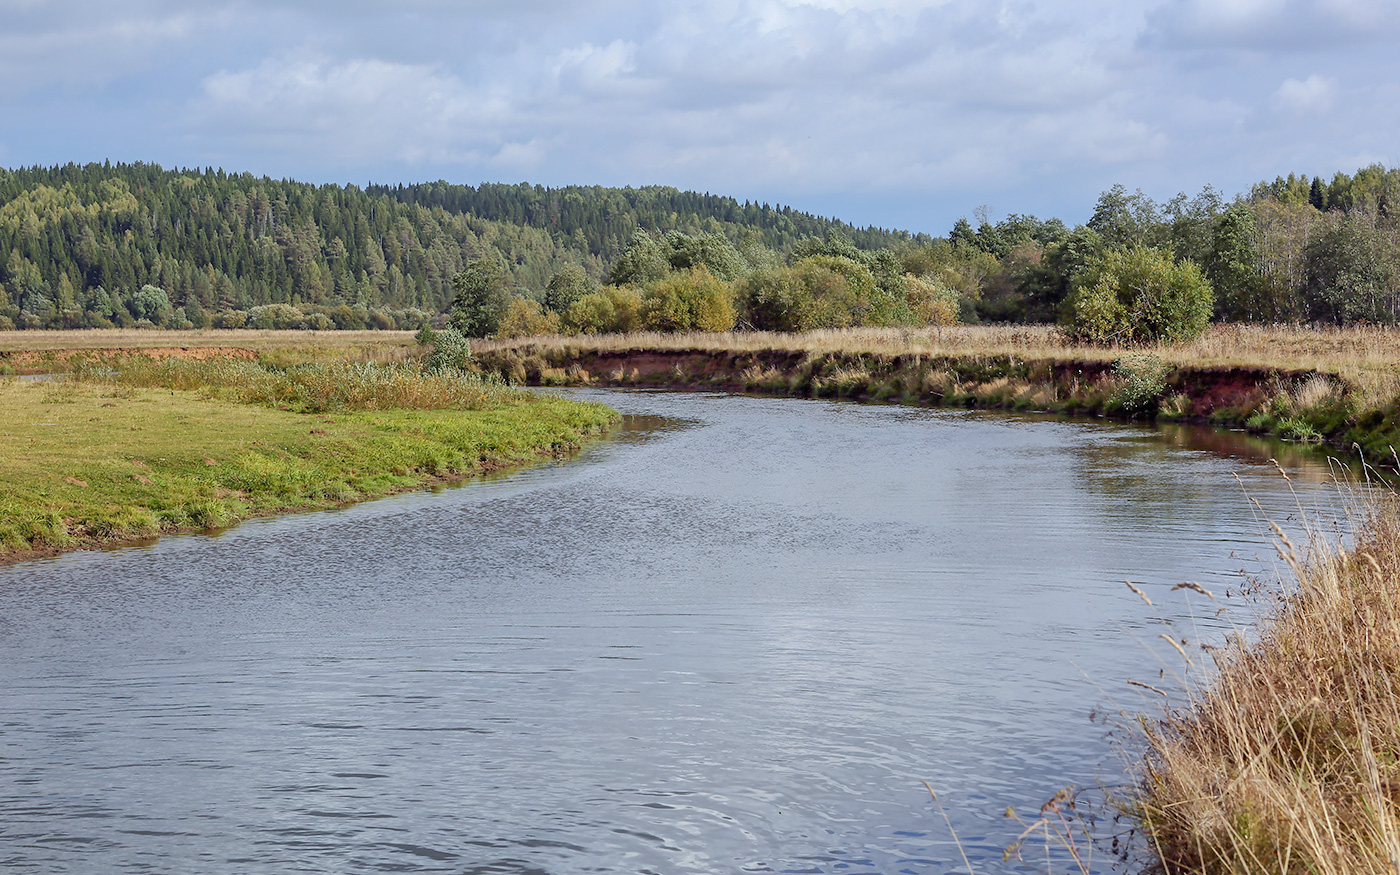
[468,327,1394,461]
[0,358,616,564]
[1135,499,1400,874]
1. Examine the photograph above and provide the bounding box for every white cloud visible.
[196,54,520,165]
[1144,0,1400,50]
[1273,74,1335,112]
[3,0,1400,231]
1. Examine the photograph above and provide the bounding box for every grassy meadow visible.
[0,354,615,562]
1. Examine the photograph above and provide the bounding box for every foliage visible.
[562,285,643,334]
[1061,246,1215,345]
[606,230,671,286]
[1109,353,1170,415]
[1303,213,1400,324]
[544,263,597,313]
[1206,203,1265,321]
[640,267,736,332]
[496,297,563,338]
[0,162,917,333]
[129,284,173,326]
[451,257,512,337]
[423,326,473,372]
[903,274,963,326]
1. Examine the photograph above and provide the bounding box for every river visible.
[0,390,1354,873]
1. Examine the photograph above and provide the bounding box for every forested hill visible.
[367,181,919,258]
[0,162,913,330]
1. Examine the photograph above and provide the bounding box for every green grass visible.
[0,370,616,560]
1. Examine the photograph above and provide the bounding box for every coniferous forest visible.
[3,160,1400,340]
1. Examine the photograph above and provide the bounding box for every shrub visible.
[1109,353,1170,416]
[423,326,473,372]
[545,264,597,313]
[247,303,306,330]
[212,309,248,329]
[563,286,643,334]
[640,267,736,332]
[904,274,963,326]
[128,284,173,326]
[1061,246,1214,345]
[496,297,563,338]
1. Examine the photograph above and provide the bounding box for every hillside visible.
[0,162,914,330]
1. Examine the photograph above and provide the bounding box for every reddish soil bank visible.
[478,346,1312,416]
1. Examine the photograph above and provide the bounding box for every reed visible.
[1135,487,1400,874]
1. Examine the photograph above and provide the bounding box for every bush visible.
[563,286,643,334]
[423,326,473,371]
[545,264,597,313]
[496,297,562,338]
[1109,353,1170,416]
[128,284,173,326]
[641,267,736,332]
[904,274,963,326]
[1061,246,1214,345]
[247,303,305,330]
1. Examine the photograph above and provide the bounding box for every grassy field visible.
[0,360,615,562]
[0,328,420,367]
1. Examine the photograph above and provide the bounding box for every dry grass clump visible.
[1138,498,1400,874]
[70,355,518,413]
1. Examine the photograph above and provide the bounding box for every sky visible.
[1,0,1398,235]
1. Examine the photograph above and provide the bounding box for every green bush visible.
[424,327,473,372]
[1109,353,1171,416]
[1061,246,1214,345]
[641,267,736,332]
[563,286,643,334]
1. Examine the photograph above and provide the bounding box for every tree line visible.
[0,162,914,332]
[3,160,1400,343]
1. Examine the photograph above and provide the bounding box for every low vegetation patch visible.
[1135,500,1400,874]
[0,359,616,561]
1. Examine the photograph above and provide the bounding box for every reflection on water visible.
[0,390,1352,874]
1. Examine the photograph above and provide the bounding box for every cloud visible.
[1143,0,1400,50]
[5,0,1400,232]
[1273,74,1335,112]
[0,6,217,95]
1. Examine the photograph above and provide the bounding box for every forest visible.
[2,160,1398,342]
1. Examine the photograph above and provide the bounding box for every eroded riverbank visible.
[470,342,1393,462]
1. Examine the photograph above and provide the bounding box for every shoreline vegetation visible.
[0,346,617,564]
[1134,495,1400,875]
[466,324,1400,463]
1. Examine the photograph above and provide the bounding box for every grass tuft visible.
[1135,493,1400,874]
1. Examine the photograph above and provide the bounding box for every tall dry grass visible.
[1137,488,1400,874]
[69,355,517,413]
[0,328,418,362]
[476,324,1400,406]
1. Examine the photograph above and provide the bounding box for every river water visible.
[0,390,1353,874]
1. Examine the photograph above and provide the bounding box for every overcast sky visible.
[2,0,1397,234]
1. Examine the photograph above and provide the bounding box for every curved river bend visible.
[0,390,1351,873]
